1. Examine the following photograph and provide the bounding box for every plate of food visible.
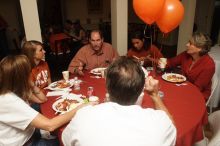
[47,80,74,90]
[162,73,186,83]
[90,67,106,75]
[52,96,84,113]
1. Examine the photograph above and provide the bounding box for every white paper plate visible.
[90,67,106,75]
[52,94,84,113]
[47,80,74,91]
[162,73,186,83]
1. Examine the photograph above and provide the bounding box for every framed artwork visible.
[87,0,103,14]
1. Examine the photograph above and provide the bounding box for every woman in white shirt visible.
[0,55,90,146]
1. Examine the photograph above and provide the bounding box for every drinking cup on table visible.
[158,58,167,71]
[89,96,99,103]
[62,71,69,82]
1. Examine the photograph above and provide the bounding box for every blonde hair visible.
[190,32,212,56]
[22,40,43,68]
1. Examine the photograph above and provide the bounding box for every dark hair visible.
[106,56,145,105]
[89,29,103,39]
[22,40,43,68]
[130,31,150,49]
[190,32,212,56]
[0,55,31,100]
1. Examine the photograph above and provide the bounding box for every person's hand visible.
[74,62,84,76]
[144,76,159,97]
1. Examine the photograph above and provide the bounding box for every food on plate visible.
[55,99,79,111]
[166,74,185,82]
[51,81,71,89]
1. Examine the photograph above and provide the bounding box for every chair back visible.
[206,73,218,113]
[208,111,220,146]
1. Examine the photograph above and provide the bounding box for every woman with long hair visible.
[0,55,90,146]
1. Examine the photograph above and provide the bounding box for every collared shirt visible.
[68,42,119,73]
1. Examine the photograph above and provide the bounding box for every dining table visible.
[41,70,208,146]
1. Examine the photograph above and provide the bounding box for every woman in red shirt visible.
[22,40,51,105]
[127,31,163,67]
[160,32,215,101]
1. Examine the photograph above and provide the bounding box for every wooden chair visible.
[54,38,71,58]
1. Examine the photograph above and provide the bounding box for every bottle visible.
[87,86,94,97]
[74,77,80,90]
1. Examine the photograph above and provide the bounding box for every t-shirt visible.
[31,60,51,89]
[0,93,38,146]
[62,102,176,146]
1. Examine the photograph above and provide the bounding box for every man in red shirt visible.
[68,29,119,75]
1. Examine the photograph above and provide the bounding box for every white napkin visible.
[46,90,70,96]
[66,93,83,100]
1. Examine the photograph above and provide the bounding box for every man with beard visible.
[68,29,118,75]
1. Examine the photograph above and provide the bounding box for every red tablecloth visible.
[41,72,208,146]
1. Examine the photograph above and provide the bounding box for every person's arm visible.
[145,76,174,124]
[30,103,92,132]
[29,81,47,103]
[68,49,85,75]
[193,62,215,97]
[144,45,163,63]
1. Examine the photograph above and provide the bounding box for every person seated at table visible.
[69,19,87,56]
[159,32,215,101]
[22,40,52,89]
[63,19,73,35]
[62,56,176,146]
[68,29,119,75]
[22,40,52,110]
[0,55,92,146]
[127,30,163,67]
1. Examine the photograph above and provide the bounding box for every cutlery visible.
[175,83,187,86]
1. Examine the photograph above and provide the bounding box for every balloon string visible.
[160,33,165,52]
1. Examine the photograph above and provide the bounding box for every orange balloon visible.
[156,0,184,33]
[133,0,165,25]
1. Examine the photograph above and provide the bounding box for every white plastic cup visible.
[159,58,167,69]
[89,96,99,103]
[62,71,69,81]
